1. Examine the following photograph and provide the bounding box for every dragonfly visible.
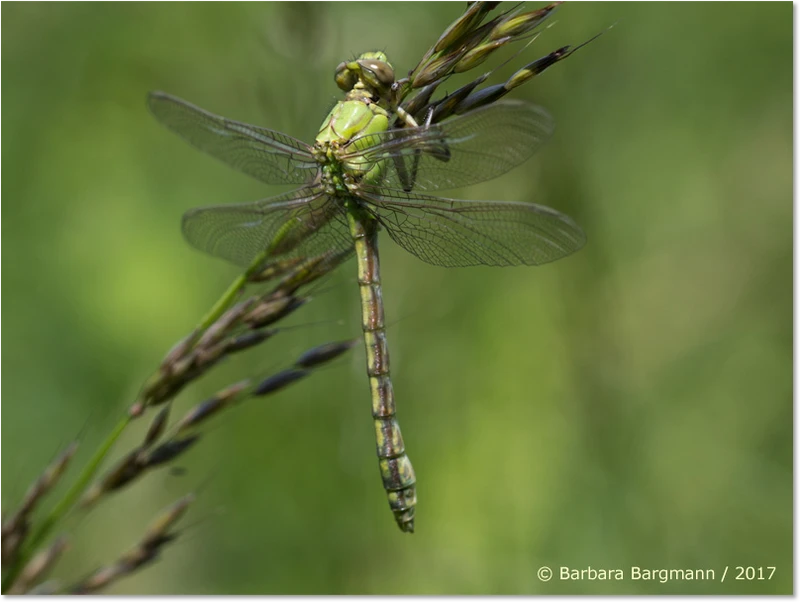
[148,51,585,534]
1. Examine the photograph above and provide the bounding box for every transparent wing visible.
[342,100,554,193]
[359,189,584,267]
[148,92,320,186]
[182,186,352,268]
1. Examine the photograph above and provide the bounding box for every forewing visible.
[148,92,319,186]
[359,190,584,267]
[182,187,352,268]
[343,101,554,193]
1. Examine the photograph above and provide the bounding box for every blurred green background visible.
[2,2,791,594]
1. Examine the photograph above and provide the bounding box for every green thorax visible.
[314,51,398,192]
[315,100,389,146]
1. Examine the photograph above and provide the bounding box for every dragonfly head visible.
[335,51,395,98]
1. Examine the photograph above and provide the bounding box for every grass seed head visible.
[142,405,171,449]
[1,522,28,566]
[254,369,309,396]
[141,494,194,549]
[225,329,277,354]
[159,331,198,375]
[97,450,145,493]
[244,296,307,329]
[454,37,512,73]
[2,442,78,563]
[295,339,359,369]
[432,1,499,55]
[7,536,69,594]
[489,3,561,41]
[196,298,256,350]
[175,381,250,434]
[144,436,201,468]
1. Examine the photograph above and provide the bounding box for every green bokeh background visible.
[2,2,791,594]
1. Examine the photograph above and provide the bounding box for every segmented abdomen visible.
[346,201,416,533]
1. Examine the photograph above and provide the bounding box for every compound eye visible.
[335,62,358,91]
[357,59,395,88]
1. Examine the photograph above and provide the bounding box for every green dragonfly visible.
[149,51,584,533]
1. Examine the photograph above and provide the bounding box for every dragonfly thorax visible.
[315,144,378,198]
[318,157,348,195]
[315,97,392,193]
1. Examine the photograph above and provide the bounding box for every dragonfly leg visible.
[423,106,435,127]
[394,105,420,129]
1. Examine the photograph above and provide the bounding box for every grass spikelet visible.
[253,369,309,396]
[2,442,78,565]
[69,495,193,594]
[142,405,171,449]
[391,1,603,128]
[144,436,202,467]
[6,537,69,595]
[295,339,359,369]
[80,337,354,511]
